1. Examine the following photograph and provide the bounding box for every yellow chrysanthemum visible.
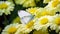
[15,20,34,34]
[1,23,20,34]
[33,30,49,34]
[26,7,38,15]
[45,0,60,11]
[44,8,59,16]
[23,0,36,7]
[50,14,60,32]
[15,24,32,34]
[34,16,53,31]
[23,20,34,33]
[35,8,53,18]
[15,0,36,7]
[0,1,14,16]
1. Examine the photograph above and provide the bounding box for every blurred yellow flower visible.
[15,0,36,7]
[50,14,60,32]
[26,7,38,15]
[45,0,60,11]
[1,23,20,34]
[34,16,53,31]
[15,24,32,34]
[35,8,53,18]
[23,0,36,7]
[0,1,14,16]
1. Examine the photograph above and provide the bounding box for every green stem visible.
[4,15,8,26]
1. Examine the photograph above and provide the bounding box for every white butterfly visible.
[18,10,34,24]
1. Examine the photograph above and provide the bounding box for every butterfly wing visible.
[18,10,31,18]
[18,10,34,24]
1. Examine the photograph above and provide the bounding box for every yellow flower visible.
[1,23,20,34]
[50,14,60,32]
[15,24,32,34]
[35,8,53,18]
[0,1,14,16]
[52,14,60,25]
[23,20,34,33]
[45,0,60,11]
[23,0,36,7]
[26,7,38,15]
[15,0,36,7]
[34,16,53,31]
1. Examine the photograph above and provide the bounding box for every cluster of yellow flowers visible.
[1,0,60,34]
[1,14,60,34]
[15,0,41,7]
[8,0,40,7]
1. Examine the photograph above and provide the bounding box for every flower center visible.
[28,8,37,15]
[8,27,17,33]
[52,0,60,8]
[54,17,60,25]
[25,21,34,28]
[0,3,8,9]
[40,18,48,25]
